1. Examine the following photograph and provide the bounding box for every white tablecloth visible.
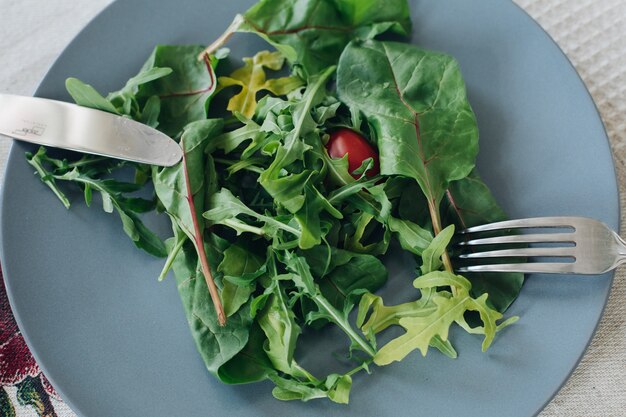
[0,0,624,416]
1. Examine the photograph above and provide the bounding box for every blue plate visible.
[1,1,618,416]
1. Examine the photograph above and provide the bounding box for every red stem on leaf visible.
[181,137,226,326]
[160,54,216,99]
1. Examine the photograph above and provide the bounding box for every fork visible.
[455,216,626,274]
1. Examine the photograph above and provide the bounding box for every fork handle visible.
[610,230,626,270]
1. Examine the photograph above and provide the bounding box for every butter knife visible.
[0,94,182,166]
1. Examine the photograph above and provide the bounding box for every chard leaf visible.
[337,40,479,206]
[217,322,274,384]
[154,120,224,241]
[238,0,411,76]
[217,50,303,118]
[135,45,220,136]
[171,240,252,374]
[153,119,226,323]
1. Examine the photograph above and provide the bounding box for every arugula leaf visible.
[420,224,454,274]
[281,251,376,356]
[257,282,316,381]
[387,217,432,256]
[217,50,303,118]
[258,66,335,212]
[217,243,264,316]
[373,272,512,366]
[203,188,301,239]
[26,148,166,257]
[65,78,120,114]
[216,322,274,384]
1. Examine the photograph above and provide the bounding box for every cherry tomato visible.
[326,128,380,179]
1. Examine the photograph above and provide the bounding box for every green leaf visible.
[373,271,510,366]
[357,291,435,337]
[217,50,303,118]
[154,119,224,241]
[337,40,479,206]
[135,45,220,136]
[281,251,376,356]
[26,147,70,209]
[294,182,342,249]
[218,243,264,316]
[257,284,314,380]
[239,0,411,76]
[420,224,455,274]
[203,188,301,239]
[140,95,162,128]
[269,374,327,402]
[119,67,173,95]
[258,67,335,211]
[54,168,166,257]
[217,322,275,384]
[171,241,252,375]
[388,217,432,256]
[66,77,120,114]
[318,249,387,310]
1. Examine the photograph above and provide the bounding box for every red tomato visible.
[326,128,380,179]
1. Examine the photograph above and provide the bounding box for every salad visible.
[27,0,523,404]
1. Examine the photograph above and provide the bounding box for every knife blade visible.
[0,94,182,166]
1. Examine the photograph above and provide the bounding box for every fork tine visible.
[457,262,577,274]
[460,217,575,234]
[458,232,575,246]
[458,247,575,259]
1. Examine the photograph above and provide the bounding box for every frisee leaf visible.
[217,50,303,118]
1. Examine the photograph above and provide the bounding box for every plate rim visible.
[0,1,619,416]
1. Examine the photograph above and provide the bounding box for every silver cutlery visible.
[456,216,625,274]
[0,94,182,166]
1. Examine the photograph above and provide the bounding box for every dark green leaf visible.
[135,45,220,136]
[337,40,478,206]
[172,242,253,375]
[217,322,275,384]
[239,0,411,76]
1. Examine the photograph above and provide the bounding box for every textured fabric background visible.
[0,0,624,416]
